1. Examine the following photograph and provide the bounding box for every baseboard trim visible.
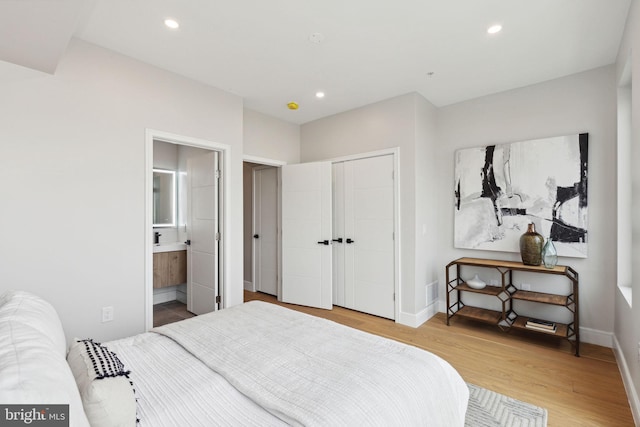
[613,335,640,426]
[397,302,438,328]
[153,288,177,305]
[580,327,613,348]
[176,290,187,304]
[244,280,254,292]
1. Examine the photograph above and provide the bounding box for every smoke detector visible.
[308,33,325,44]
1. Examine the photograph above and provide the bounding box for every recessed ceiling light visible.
[487,24,502,34]
[164,18,180,30]
[316,91,325,99]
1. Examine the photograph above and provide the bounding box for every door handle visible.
[184,240,191,246]
[346,238,355,244]
[317,240,330,245]
[253,234,259,239]
[332,238,343,243]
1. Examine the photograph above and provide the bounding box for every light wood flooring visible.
[244,290,634,426]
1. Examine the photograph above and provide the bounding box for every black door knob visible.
[317,240,329,245]
[253,234,259,239]
[346,238,355,244]
[332,238,343,243]
[184,240,191,246]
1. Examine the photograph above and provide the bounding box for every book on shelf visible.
[526,318,556,329]
[526,325,556,334]
[525,319,556,334]
[526,323,555,331]
[526,322,555,330]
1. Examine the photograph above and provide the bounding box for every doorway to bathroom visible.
[145,130,230,330]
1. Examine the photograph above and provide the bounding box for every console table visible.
[445,257,579,356]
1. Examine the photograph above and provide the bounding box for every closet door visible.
[341,155,395,319]
[332,163,346,307]
[281,162,333,309]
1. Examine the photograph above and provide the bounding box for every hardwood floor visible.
[153,300,195,327]
[244,290,634,426]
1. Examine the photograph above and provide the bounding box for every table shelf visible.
[455,306,503,325]
[455,283,504,296]
[512,290,569,306]
[511,316,570,339]
[446,257,579,356]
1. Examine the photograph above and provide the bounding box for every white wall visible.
[614,0,640,422]
[436,66,618,346]
[414,95,440,315]
[243,108,300,163]
[0,38,244,343]
[153,140,179,170]
[301,93,437,319]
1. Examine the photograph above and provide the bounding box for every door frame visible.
[243,155,286,300]
[252,165,279,296]
[327,148,401,321]
[145,129,231,331]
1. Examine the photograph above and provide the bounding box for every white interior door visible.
[252,166,278,296]
[340,155,395,319]
[187,151,219,315]
[281,162,332,309]
[332,163,345,307]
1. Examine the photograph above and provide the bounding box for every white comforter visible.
[107,331,288,427]
[152,301,468,426]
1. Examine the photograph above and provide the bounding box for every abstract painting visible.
[454,133,588,258]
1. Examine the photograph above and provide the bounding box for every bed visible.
[0,290,469,426]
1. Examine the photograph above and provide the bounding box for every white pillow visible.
[0,290,90,427]
[67,339,137,427]
[0,290,67,356]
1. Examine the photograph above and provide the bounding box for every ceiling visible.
[0,0,632,124]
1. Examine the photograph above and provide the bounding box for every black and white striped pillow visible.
[77,339,130,380]
[67,338,139,426]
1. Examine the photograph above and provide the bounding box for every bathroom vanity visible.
[153,243,187,288]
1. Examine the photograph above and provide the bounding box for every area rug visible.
[465,383,548,427]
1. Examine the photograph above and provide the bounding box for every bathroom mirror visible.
[153,169,176,227]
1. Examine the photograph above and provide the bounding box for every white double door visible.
[281,155,395,319]
[332,155,395,319]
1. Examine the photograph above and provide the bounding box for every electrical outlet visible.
[521,283,531,291]
[102,306,114,323]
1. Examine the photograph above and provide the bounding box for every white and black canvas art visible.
[454,133,588,258]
